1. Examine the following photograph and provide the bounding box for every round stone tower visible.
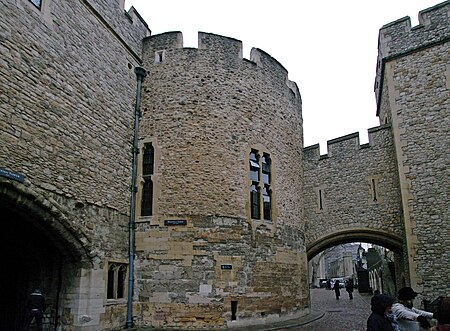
[133,31,307,329]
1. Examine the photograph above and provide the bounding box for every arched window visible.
[106,263,127,300]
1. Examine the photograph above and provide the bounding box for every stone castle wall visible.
[133,31,308,328]
[1,0,149,329]
[375,0,449,299]
[374,1,449,110]
[1,0,448,329]
[1,0,149,212]
[303,125,403,256]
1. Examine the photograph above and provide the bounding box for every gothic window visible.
[249,149,272,221]
[141,143,154,216]
[29,0,41,9]
[107,263,127,300]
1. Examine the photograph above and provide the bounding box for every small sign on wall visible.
[221,264,233,270]
[164,219,187,226]
[0,168,25,183]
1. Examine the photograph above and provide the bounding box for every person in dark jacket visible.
[24,289,45,331]
[333,280,341,300]
[345,279,354,300]
[367,294,397,331]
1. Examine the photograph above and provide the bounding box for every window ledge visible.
[106,298,127,306]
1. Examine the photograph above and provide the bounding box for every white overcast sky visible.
[125,0,437,153]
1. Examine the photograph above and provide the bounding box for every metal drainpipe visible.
[126,66,147,329]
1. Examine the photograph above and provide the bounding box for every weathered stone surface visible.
[375,2,450,298]
[1,0,448,330]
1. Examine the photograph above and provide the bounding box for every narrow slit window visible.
[141,143,154,216]
[319,189,323,210]
[141,180,153,216]
[372,178,378,202]
[155,50,165,63]
[231,301,238,321]
[142,144,154,176]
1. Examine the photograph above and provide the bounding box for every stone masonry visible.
[1,0,149,329]
[0,0,448,330]
[133,31,308,328]
[375,1,449,299]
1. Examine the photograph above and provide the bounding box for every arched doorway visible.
[0,182,90,330]
[1,206,63,330]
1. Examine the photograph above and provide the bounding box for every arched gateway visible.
[306,229,403,260]
[0,180,91,330]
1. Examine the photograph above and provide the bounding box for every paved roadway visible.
[281,288,372,331]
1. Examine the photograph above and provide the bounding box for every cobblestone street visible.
[281,288,372,331]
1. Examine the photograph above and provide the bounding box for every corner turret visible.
[374,1,450,112]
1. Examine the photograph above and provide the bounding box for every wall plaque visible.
[0,168,25,183]
[164,219,187,226]
[221,264,233,270]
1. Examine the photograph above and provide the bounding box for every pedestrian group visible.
[365,286,449,331]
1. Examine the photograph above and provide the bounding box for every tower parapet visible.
[144,31,184,52]
[250,48,289,85]
[374,1,450,109]
[143,31,299,95]
[303,124,392,161]
[198,32,243,58]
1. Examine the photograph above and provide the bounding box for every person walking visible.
[392,287,434,331]
[367,293,399,331]
[333,280,341,300]
[24,289,45,331]
[345,279,354,300]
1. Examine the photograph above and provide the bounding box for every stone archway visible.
[0,180,91,330]
[306,228,403,261]
[306,228,405,296]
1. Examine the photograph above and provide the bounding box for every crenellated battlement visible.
[143,31,297,94]
[303,124,392,161]
[374,1,449,108]
[198,32,243,58]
